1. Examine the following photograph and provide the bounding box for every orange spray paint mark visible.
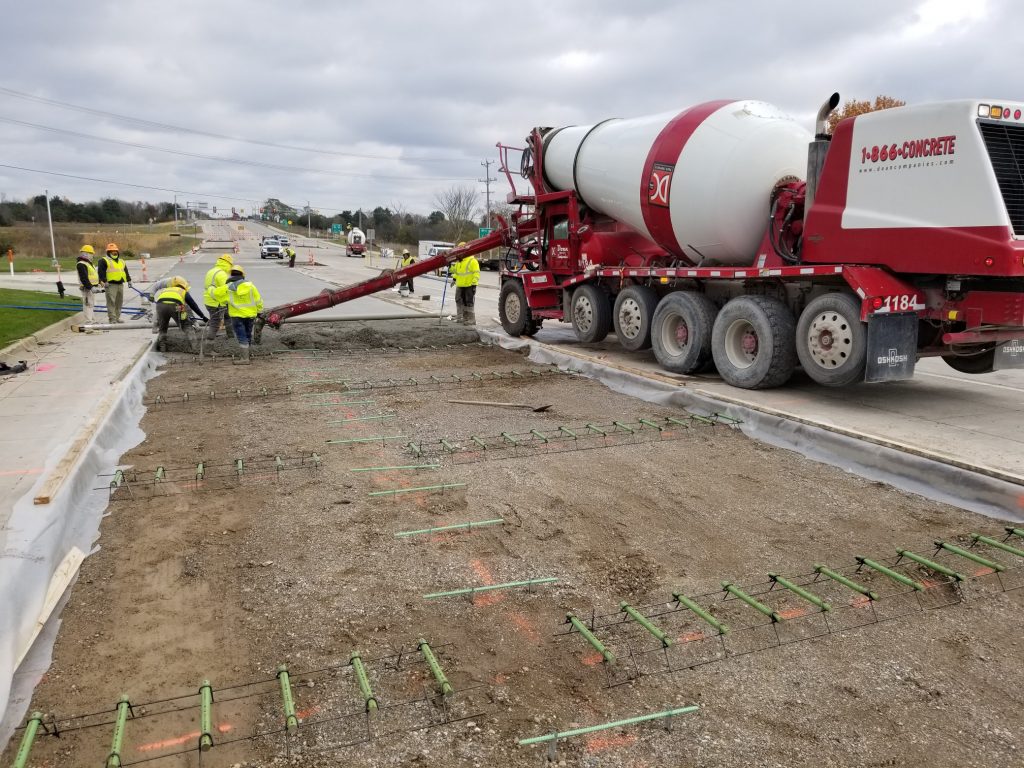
[581,650,605,666]
[492,672,510,685]
[137,723,232,752]
[850,595,872,609]
[776,606,809,620]
[585,732,637,753]
[678,630,705,643]
[973,566,995,577]
[919,578,938,589]
[469,558,504,606]
[509,611,541,644]
[295,705,321,719]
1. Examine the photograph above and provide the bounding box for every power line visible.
[0,115,476,182]
[0,85,469,164]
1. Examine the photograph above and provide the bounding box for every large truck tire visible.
[499,280,541,336]
[613,285,658,351]
[795,293,867,386]
[942,349,995,374]
[712,296,797,389]
[570,284,612,343]
[651,291,717,374]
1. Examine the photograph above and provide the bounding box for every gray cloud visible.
[0,0,1019,215]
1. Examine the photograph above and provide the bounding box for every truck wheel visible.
[712,296,796,389]
[942,349,995,374]
[570,284,612,343]
[651,291,717,373]
[499,280,534,336]
[613,285,657,351]
[796,293,867,386]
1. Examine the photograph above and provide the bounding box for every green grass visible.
[0,287,81,350]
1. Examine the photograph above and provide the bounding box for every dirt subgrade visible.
[4,319,1021,768]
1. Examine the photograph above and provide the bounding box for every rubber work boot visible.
[184,326,198,354]
[156,332,167,353]
[233,344,251,365]
[464,308,476,326]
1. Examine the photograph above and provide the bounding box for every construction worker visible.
[75,245,99,322]
[286,246,296,268]
[97,243,132,323]
[154,277,207,353]
[214,266,263,364]
[203,253,235,339]
[399,249,416,295]
[450,243,479,325]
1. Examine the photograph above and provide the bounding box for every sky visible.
[0,0,1017,217]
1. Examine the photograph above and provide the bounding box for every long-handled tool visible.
[447,399,552,412]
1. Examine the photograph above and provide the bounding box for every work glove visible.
[450,278,456,286]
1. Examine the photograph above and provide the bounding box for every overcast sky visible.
[0,0,1017,217]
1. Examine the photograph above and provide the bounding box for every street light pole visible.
[44,188,58,268]
[307,200,311,238]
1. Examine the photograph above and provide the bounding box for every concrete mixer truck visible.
[259,93,1024,389]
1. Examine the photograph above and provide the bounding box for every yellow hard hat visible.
[80,244,95,255]
[457,242,467,247]
[220,253,234,264]
[230,265,245,277]
[171,277,189,290]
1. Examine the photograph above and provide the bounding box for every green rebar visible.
[935,540,1004,572]
[518,705,700,746]
[105,695,130,767]
[349,652,378,711]
[897,550,966,582]
[407,441,423,457]
[566,613,615,664]
[585,423,607,436]
[275,456,284,473]
[665,417,690,427]
[351,463,439,472]
[110,470,124,490]
[620,602,672,647]
[196,462,205,481]
[276,665,298,732]
[471,436,487,449]
[307,399,376,407]
[154,466,165,483]
[721,581,782,622]
[558,426,577,438]
[971,533,1024,559]
[368,482,466,497]
[417,639,453,695]
[638,419,663,431]
[395,518,504,537]
[712,413,742,424]
[328,414,396,424]
[199,680,213,751]
[295,378,350,384]
[691,414,716,425]
[326,435,408,445]
[440,439,458,452]
[612,421,635,434]
[310,453,321,468]
[768,573,832,611]
[530,429,548,443]
[1006,527,1024,539]
[813,565,879,601]
[501,432,519,445]
[424,577,558,599]
[12,712,43,768]
[856,557,924,591]
[235,458,243,476]
[671,592,729,634]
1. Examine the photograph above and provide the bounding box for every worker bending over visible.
[75,245,99,323]
[399,249,416,295]
[154,277,208,353]
[450,242,479,325]
[98,243,132,323]
[203,253,235,339]
[214,266,263,364]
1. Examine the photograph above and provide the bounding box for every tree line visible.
[0,195,176,227]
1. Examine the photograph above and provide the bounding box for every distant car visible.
[279,236,290,247]
[260,237,283,259]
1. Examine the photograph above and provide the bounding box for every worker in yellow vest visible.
[214,266,263,364]
[154,277,207,353]
[450,242,479,325]
[203,253,235,339]
[98,242,132,323]
[399,248,416,295]
[75,245,100,323]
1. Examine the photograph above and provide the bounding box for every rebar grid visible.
[11,642,489,766]
[559,530,1024,688]
[157,343,489,366]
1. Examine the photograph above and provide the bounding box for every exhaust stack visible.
[806,92,840,219]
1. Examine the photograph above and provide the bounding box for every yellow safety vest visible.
[401,254,415,268]
[81,261,98,286]
[452,256,479,288]
[204,263,230,306]
[156,286,187,317]
[227,281,263,318]
[103,255,126,282]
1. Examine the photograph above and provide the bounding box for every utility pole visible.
[174,194,179,228]
[479,159,496,230]
[45,189,58,268]
[307,200,311,238]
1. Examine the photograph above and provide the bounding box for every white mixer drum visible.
[542,100,811,265]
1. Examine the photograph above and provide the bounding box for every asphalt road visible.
[199,220,1024,490]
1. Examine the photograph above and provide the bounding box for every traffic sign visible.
[479,227,492,237]
[331,223,342,234]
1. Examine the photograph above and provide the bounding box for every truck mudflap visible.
[865,312,918,382]
[995,338,1024,369]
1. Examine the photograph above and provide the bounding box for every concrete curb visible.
[0,312,84,361]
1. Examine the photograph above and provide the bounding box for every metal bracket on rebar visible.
[768,573,832,612]
[721,581,782,622]
[1008,527,1024,540]
[517,705,699,749]
[620,602,672,647]
[423,577,558,600]
[418,639,453,695]
[671,592,729,634]
[394,519,503,538]
[566,613,616,664]
[350,652,379,712]
[276,665,298,733]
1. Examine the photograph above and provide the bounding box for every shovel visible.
[447,399,552,412]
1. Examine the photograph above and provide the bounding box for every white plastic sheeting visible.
[481,330,1024,524]
[0,352,159,744]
